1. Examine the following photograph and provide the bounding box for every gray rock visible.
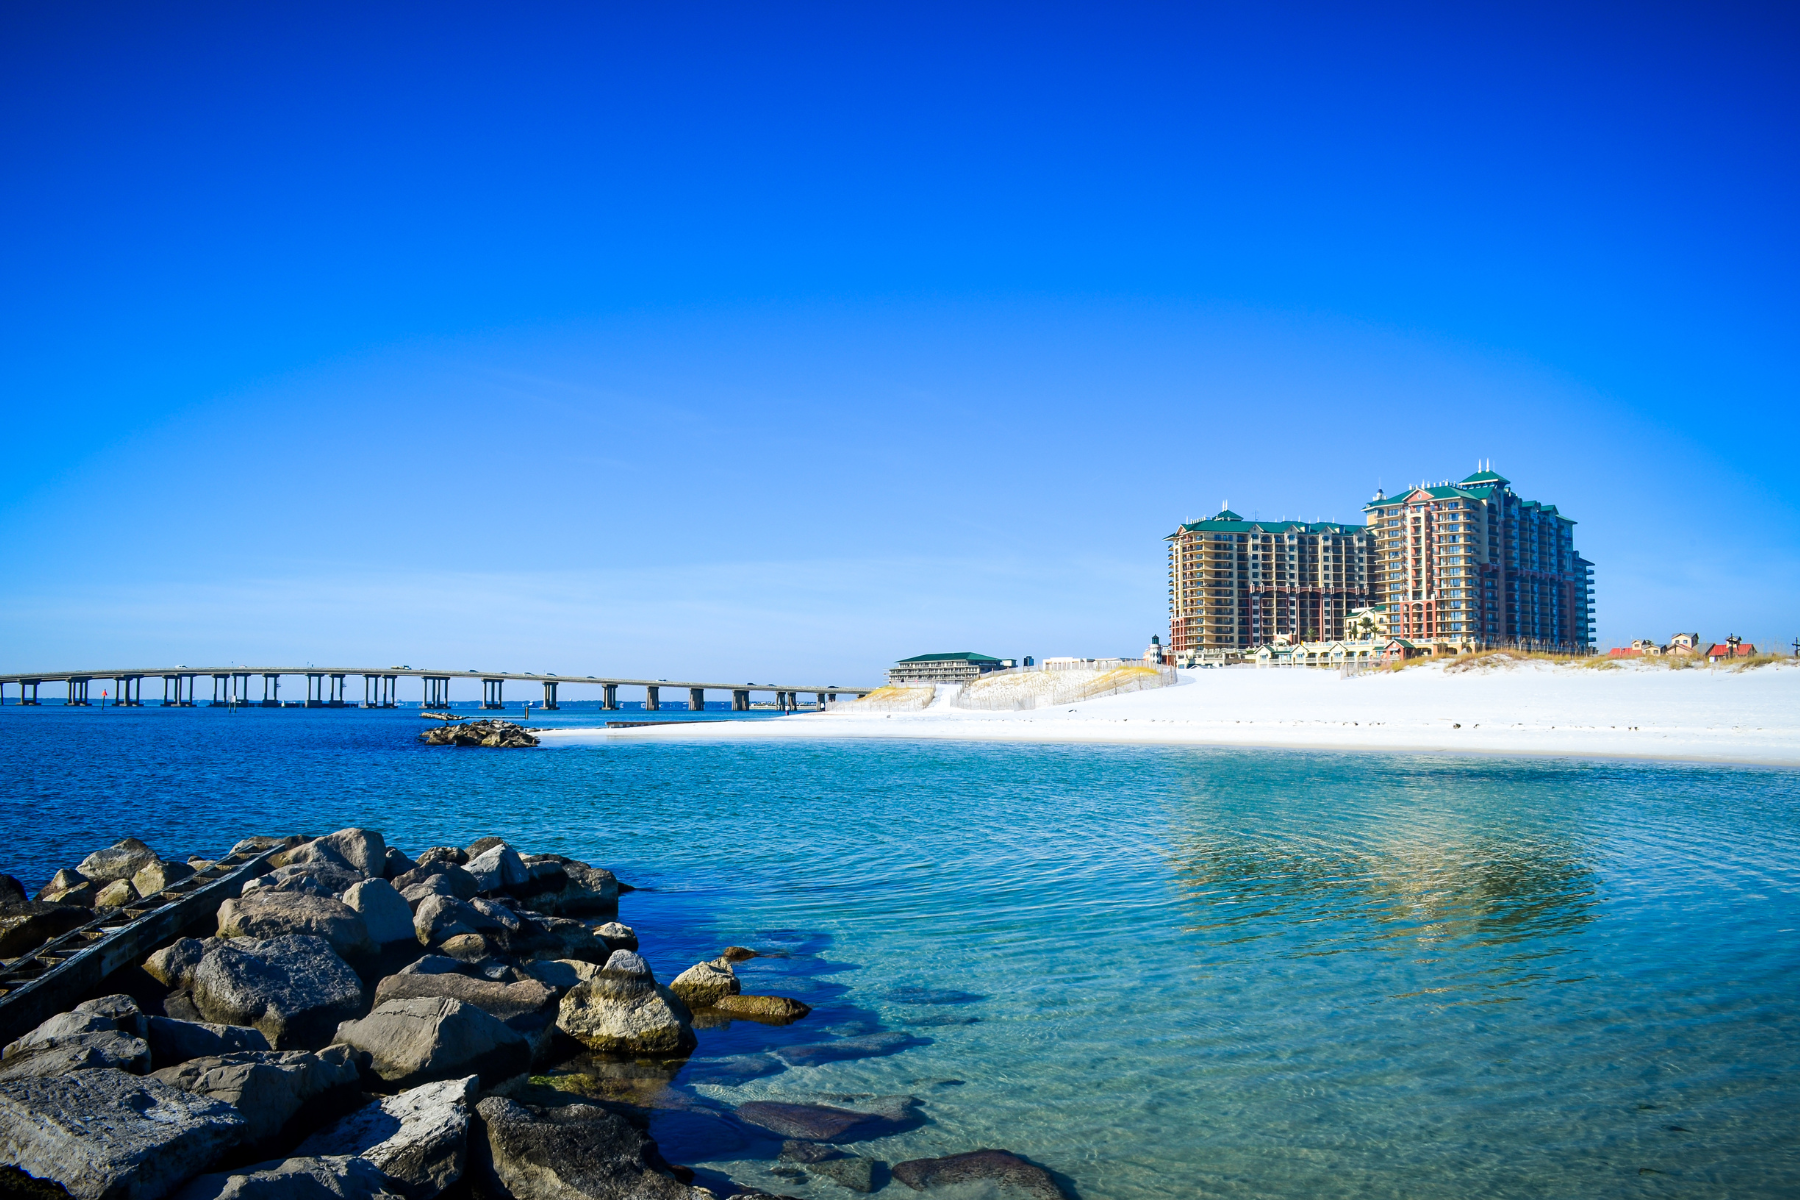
[5,1009,118,1055]
[171,1155,401,1200]
[0,900,91,955]
[469,898,522,933]
[398,862,479,900]
[398,877,454,910]
[228,836,305,858]
[414,848,467,869]
[191,935,366,1050]
[95,879,140,909]
[507,917,601,964]
[517,859,619,916]
[148,1016,272,1067]
[374,975,557,1024]
[890,1150,1065,1199]
[344,880,416,946]
[592,923,637,952]
[146,937,218,990]
[76,838,159,885]
[275,839,356,872]
[465,838,507,858]
[0,1067,247,1200]
[164,992,207,1023]
[312,829,388,877]
[0,1031,152,1080]
[39,879,101,907]
[412,895,485,945]
[152,1046,362,1146]
[471,1096,700,1200]
[133,860,197,898]
[708,995,811,1023]
[383,848,418,880]
[554,953,694,1056]
[397,955,469,977]
[295,1076,477,1199]
[438,934,491,962]
[217,891,375,961]
[188,859,219,874]
[77,994,149,1038]
[464,847,528,895]
[36,868,90,900]
[523,960,601,992]
[668,958,738,1008]
[332,998,529,1089]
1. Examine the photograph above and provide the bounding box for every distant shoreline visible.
[536,659,1800,769]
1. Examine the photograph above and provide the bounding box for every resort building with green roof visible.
[887,652,1014,685]
[1164,509,1373,659]
[1362,467,1593,652]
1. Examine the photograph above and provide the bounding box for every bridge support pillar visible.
[21,680,41,706]
[690,687,704,711]
[67,678,91,706]
[815,692,826,710]
[113,675,142,706]
[732,689,749,711]
[422,676,450,708]
[603,684,618,710]
[542,681,559,710]
[384,675,398,707]
[304,673,324,708]
[644,686,658,712]
[261,674,280,707]
[328,674,346,708]
[482,679,504,709]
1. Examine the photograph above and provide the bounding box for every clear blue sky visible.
[3,2,1796,685]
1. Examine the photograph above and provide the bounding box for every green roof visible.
[1167,518,1365,538]
[895,652,1004,664]
[1461,470,1510,484]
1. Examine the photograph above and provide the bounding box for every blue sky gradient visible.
[3,3,1796,684]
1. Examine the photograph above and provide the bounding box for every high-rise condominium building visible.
[1165,509,1372,656]
[1362,469,1593,650]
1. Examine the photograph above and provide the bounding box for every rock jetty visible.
[416,721,539,749]
[0,829,1067,1200]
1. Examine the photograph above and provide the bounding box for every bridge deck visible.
[0,667,873,695]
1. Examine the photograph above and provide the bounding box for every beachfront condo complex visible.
[1165,511,1373,654]
[1362,469,1594,651]
[1166,470,1595,657]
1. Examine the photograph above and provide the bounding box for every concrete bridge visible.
[0,666,876,713]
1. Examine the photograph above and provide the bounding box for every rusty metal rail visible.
[0,845,282,1045]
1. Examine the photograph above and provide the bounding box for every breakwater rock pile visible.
[417,721,540,749]
[0,830,1070,1200]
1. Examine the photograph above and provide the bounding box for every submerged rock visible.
[890,1149,1067,1199]
[779,1141,880,1193]
[734,1101,884,1143]
[709,995,811,1023]
[296,1075,478,1199]
[774,1032,922,1067]
[191,935,366,1050]
[0,1068,247,1200]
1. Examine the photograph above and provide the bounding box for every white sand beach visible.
[540,659,1800,766]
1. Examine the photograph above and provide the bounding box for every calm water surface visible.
[3,705,1798,1199]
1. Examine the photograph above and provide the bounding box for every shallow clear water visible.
[4,705,1798,1198]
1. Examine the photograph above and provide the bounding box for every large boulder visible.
[191,935,366,1050]
[0,1068,247,1200]
[0,900,91,956]
[414,848,467,868]
[471,1096,701,1200]
[517,858,618,916]
[252,862,365,897]
[133,860,197,898]
[344,880,417,946]
[296,1076,477,1199]
[0,1031,151,1080]
[668,958,738,1008]
[0,874,26,905]
[312,829,388,877]
[506,916,602,964]
[383,847,418,880]
[76,838,160,885]
[373,974,557,1024]
[464,846,529,895]
[151,1046,362,1147]
[171,1156,401,1200]
[890,1150,1067,1199]
[76,994,150,1038]
[273,839,355,872]
[412,895,515,945]
[399,876,458,911]
[332,997,529,1089]
[554,952,694,1056]
[395,862,479,900]
[147,1017,271,1068]
[592,923,637,952]
[145,937,218,991]
[217,891,375,961]
[95,880,140,909]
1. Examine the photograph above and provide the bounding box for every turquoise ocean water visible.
[3,704,1797,1198]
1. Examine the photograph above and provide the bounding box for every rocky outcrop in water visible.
[417,721,539,749]
[555,952,695,1056]
[890,1149,1068,1199]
